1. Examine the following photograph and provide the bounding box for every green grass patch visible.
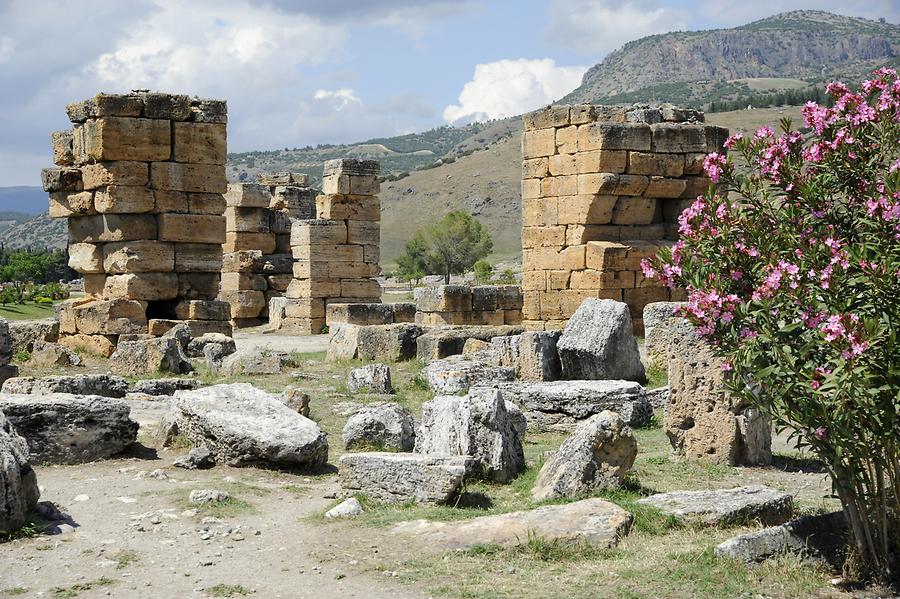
[0,301,57,321]
[2,588,28,596]
[645,363,668,389]
[205,583,251,597]
[0,519,44,543]
[188,496,256,519]
[113,549,139,570]
[13,349,30,363]
[51,577,115,598]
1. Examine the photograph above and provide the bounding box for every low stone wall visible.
[324,302,416,327]
[413,285,523,326]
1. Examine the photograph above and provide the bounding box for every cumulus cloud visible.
[543,0,688,55]
[313,88,363,110]
[443,59,586,125]
[0,36,15,63]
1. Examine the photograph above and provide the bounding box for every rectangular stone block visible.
[67,243,103,274]
[547,270,571,290]
[102,241,175,273]
[327,261,376,279]
[68,214,157,243]
[81,161,148,190]
[94,185,155,214]
[472,286,523,311]
[252,253,294,274]
[577,123,651,152]
[271,186,316,217]
[555,125,577,154]
[645,176,687,199]
[150,162,227,194]
[549,154,577,176]
[269,211,292,235]
[611,197,657,225]
[522,129,556,159]
[323,158,380,177]
[290,220,347,246]
[316,195,380,221]
[259,172,309,186]
[173,122,226,164]
[273,297,326,320]
[189,98,228,124]
[341,279,381,299]
[522,197,558,227]
[705,125,729,153]
[41,167,82,193]
[523,105,570,130]
[575,150,627,174]
[681,176,714,199]
[522,158,549,179]
[140,93,191,120]
[153,190,189,213]
[221,272,267,291]
[188,192,227,215]
[627,152,684,177]
[77,117,170,162]
[218,290,266,319]
[174,300,230,321]
[158,214,226,244]
[175,243,223,272]
[325,302,392,326]
[570,268,635,290]
[225,207,269,233]
[275,234,291,254]
[350,175,379,195]
[225,183,270,208]
[571,104,627,125]
[557,194,616,225]
[623,287,670,319]
[49,191,94,218]
[51,130,74,166]
[70,298,148,335]
[322,174,350,195]
[222,232,276,254]
[83,274,107,297]
[363,244,380,265]
[221,250,262,273]
[416,311,472,326]
[177,273,220,300]
[565,224,620,245]
[347,220,379,245]
[522,178,541,200]
[292,260,330,279]
[292,244,364,263]
[103,273,178,301]
[521,270,547,292]
[66,94,143,123]
[650,123,707,153]
[414,285,471,312]
[521,226,565,249]
[286,278,342,299]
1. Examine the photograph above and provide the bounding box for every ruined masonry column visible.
[270,159,382,334]
[45,92,231,357]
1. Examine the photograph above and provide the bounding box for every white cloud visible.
[543,0,688,55]
[313,88,363,110]
[0,36,14,63]
[443,59,586,125]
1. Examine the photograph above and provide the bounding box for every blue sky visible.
[0,0,898,187]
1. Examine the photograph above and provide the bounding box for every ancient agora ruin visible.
[0,92,858,596]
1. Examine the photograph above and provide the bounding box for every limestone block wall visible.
[220,175,316,328]
[270,159,382,334]
[520,103,727,332]
[413,285,523,326]
[45,92,231,356]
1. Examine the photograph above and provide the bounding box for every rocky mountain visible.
[0,211,65,250]
[564,11,900,106]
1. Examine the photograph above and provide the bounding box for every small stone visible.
[188,489,230,505]
[325,497,363,519]
[173,447,214,470]
[347,363,394,394]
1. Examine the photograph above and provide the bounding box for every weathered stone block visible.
[102,241,175,273]
[338,452,471,504]
[627,152,684,177]
[41,167,82,193]
[158,214,226,244]
[78,117,170,162]
[80,161,148,190]
[49,191,94,218]
[316,194,379,221]
[174,243,223,272]
[103,273,179,301]
[577,123,651,152]
[224,183,270,208]
[219,290,265,319]
[290,220,347,245]
[68,214,157,243]
[223,232,276,253]
[150,162,226,193]
[172,122,226,164]
[650,123,707,153]
[51,130,74,166]
[66,93,143,122]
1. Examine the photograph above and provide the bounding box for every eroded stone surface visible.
[0,411,40,532]
[636,485,793,526]
[1,374,128,398]
[347,363,394,395]
[342,402,415,451]
[556,299,644,382]
[338,452,471,504]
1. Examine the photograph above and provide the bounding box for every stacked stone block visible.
[219,175,315,327]
[520,103,726,332]
[414,285,523,326]
[45,92,231,354]
[271,159,382,334]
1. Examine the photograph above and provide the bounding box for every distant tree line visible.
[0,246,75,303]
[707,86,835,113]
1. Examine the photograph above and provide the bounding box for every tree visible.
[645,69,900,583]
[0,250,53,304]
[473,259,493,283]
[425,211,493,284]
[396,232,429,286]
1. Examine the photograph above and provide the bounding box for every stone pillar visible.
[47,92,231,356]
[664,317,771,466]
[519,103,728,333]
[270,159,382,334]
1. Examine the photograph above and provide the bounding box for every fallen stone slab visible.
[715,511,847,565]
[173,446,214,470]
[636,485,793,526]
[645,386,669,409]
[26,341,81,368]
[531,411,637,501]
[328,323,424,362]
[342,402,415,451]
[217,349,293,376]
[338,452,471,504]
[492,331,561,382]
[347,363,394,394]
[416,326,523,362]
[0,393,138,464]
[8,318,59,354]
[168,383,328,470]
[416,389,524,483]
[132,378,200,397]
[186,333,235,359]
[391,498,632,550]
[487,380,652,431]
[556,299,645,382]
[1,374,129,398]
[109,336,193,377]
[0,411,40,532]
[423,355,515,395]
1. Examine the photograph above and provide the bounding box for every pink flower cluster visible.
[818,313,869,358]
[679,288,740,337]
[702,153,728,183]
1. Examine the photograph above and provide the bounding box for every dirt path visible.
[232,328,331,355]
[0,451,429,598]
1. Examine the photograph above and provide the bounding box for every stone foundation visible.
[413,285,523,326]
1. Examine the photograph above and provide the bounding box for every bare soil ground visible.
[0,331,872,599]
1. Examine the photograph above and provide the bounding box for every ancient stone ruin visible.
[414,285,523,326]
[219,174,316,327]
[520,103,728,332]
[45,92,231,356]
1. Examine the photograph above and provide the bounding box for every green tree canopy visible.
[396,211,493,285]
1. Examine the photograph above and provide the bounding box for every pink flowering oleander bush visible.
[643,69,900,583]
